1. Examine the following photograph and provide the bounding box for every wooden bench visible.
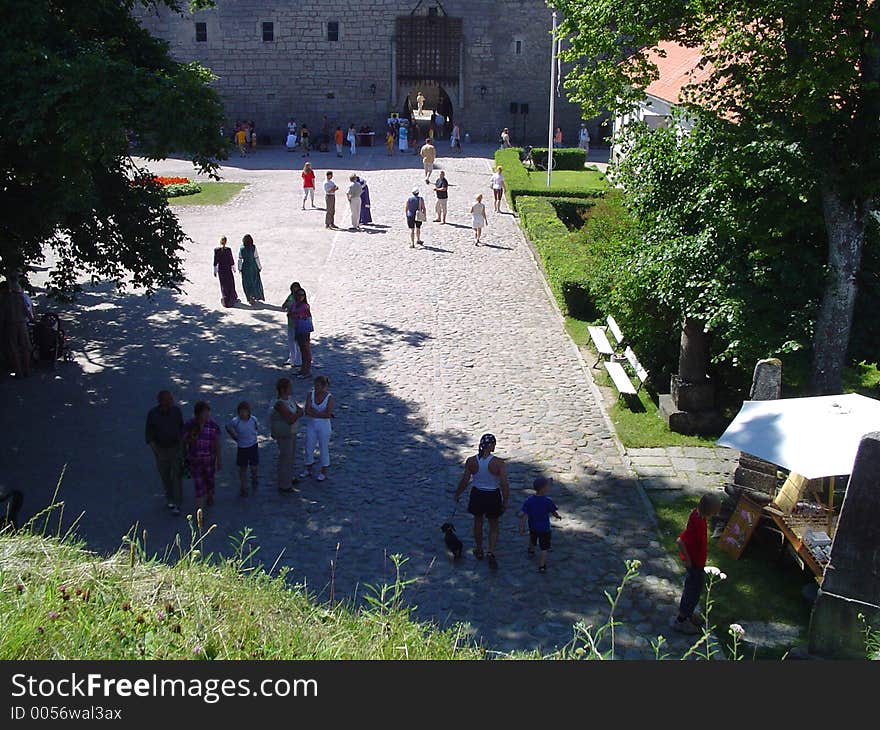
[603,346,649,398]
[587,325,614,367]
[606,315,625,351]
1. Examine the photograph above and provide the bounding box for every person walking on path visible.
[324,171,338,229]
[499,127,511,148]
[300,124,310,157]
[347,175,363,231]
[335,126,344,157]
[356,175,372,226]
[346,124,357,156]
[420,138,436,184]
[398,123,409,153]
[238,234,265,305]
[145,390,184,515]
[269,377,304,493]
[450,121,461,153]
[433,170,449,223]
[282,282,303,368]
[184,401,221,511]
[302,162,316,209]
[300,375,334,482]
[672,493,722,634]
[519,477,562,573]
[454,433,509,570]
[225,401,260,497]
[405,187,427,248]
[490,165,506,213]
[212,237,239,308]
[470,194,488,245]
[578,123,590,154]
[4,280,32,378]
[235,126,247,157]
[292,288,314,378]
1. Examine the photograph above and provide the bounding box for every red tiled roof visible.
[643,40,714,105]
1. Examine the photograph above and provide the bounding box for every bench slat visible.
[624,346,649,384]
[587,326,614,356]
[606,315,625,347]
[604,361,637,395]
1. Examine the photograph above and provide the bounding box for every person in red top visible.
[301,162,316,209]
[672,492,721,634]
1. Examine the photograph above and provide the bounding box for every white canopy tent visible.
[717,393,880,480]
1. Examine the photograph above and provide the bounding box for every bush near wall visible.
[529,147,587,170]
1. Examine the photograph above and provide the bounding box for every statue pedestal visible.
[659,375,722,435]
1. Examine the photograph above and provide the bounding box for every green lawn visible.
[521,168,608,191]
[650,493,812,657]
[168,182,247,206]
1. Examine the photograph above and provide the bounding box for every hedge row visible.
[515,195,599,321]
[494,149,607,205]
[528,147,587,170]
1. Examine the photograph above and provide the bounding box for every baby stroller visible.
[32,312,73,368]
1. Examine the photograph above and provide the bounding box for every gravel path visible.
[2,144,697,657]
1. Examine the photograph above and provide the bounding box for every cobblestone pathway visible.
[3,145,704,657]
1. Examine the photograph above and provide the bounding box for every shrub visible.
[163,182,202,198]
[529,147,587,170]
[516,195,598,320]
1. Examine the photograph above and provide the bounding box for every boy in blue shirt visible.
[519,477,561,573]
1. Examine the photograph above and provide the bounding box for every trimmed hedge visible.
[494,149,607,205]
[516,195,599,321]
[163,182,202,197]
[529,147,587,170]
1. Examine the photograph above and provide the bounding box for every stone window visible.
[428,6,439,16]
[327,21,339,42]
[195,22,207,43]
[514,38,524,55]
[262,22,274,42]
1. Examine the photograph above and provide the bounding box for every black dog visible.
[441,522,463,559]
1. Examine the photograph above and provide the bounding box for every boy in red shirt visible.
[672,492,721,634]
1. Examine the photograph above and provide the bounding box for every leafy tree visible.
[0,0,226,297]
[555,0,880,393]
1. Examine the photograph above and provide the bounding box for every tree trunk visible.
[679,317,710,382]
[810,189,869,394]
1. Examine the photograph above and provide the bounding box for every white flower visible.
[704,566,722,577]
[729,624,745,638]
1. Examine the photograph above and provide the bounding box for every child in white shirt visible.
[226,401,260,496]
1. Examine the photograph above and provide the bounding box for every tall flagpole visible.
[547,11,557,188]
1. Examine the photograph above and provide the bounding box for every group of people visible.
[233,121,258,157]
[302,167,372,231]
[500,123,591,153]
[145,376,334,514]
[212,235,265,307]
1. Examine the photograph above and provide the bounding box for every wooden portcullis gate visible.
[394,16,463,85]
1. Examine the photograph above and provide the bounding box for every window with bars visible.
[195,22,207,42]
[394,17,462,83]
[327,21,339,42]
[262,22,274,42]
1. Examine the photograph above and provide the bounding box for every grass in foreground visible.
[168,182,247,206]
[0,526,482,660]
[650,493,812,657]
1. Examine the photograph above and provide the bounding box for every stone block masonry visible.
[133,0,586,144]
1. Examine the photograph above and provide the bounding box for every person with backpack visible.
[404,187,427,248]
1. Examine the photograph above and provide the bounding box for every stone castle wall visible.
[134,0,590,145]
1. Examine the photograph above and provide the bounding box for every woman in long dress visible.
[357,176,372,225]
[213,236,239,307]
[184,401,221,510]
[238,234,265,305]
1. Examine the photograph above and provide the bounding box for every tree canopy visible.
[554,0,880,393]
[0,0,226,297]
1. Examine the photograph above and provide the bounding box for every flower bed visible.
[162,182,201,197]
[154,176,189,186]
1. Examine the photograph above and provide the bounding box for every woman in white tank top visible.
[453,433,510,569]
[300,375,334,481]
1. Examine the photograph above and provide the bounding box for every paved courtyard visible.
[2,144,701,657]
